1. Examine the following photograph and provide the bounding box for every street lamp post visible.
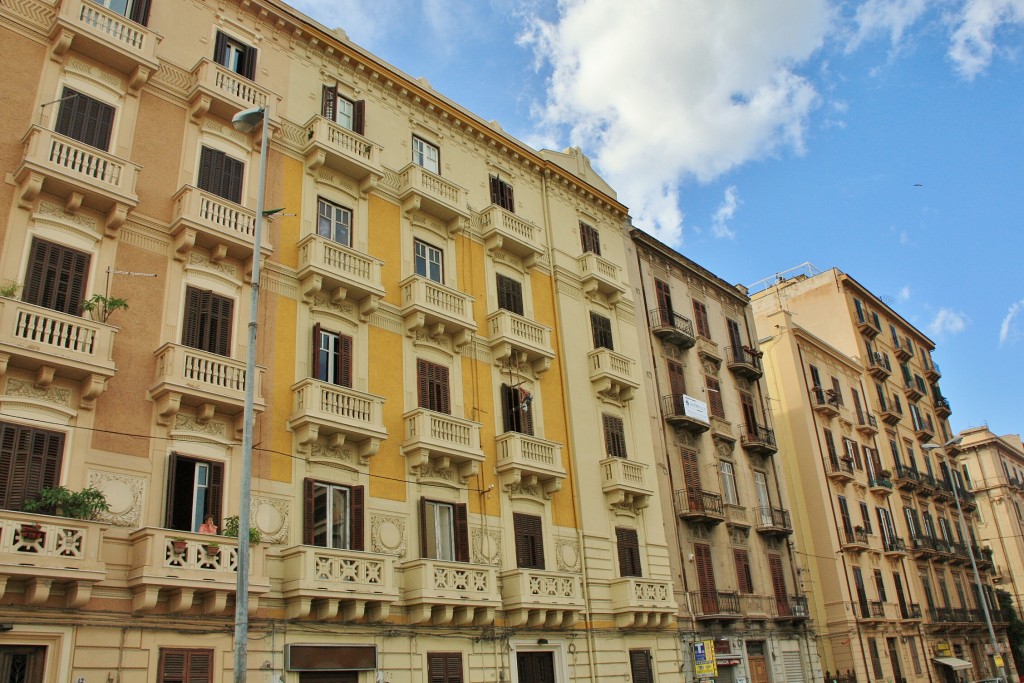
[924,436,1008,683]
[230,105,269,683]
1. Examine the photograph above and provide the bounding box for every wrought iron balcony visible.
[841,527,869,552]
[892,464,921,491]
[925,362,941,382]
[690,590,742,619]
[856,413,879,435]
[726,345,763,380]
[754,507,793,536]
[741,423,777,455]
[934,395,951,418]
[882,536,908,557]
[648,308,696,348]
[662,394,710,433]
[867,352,891,380]
[674,489,725,525]
[868,476,894,496]
[810,386,841,418]
[825,457,855,483]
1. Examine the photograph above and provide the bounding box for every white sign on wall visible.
[683,395,709,423]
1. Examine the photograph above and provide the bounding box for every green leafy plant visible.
[0,282,22,298]
[222,515,261,544]
[81,294,129,323]
[24,486,109,520]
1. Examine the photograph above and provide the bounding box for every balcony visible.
[724,504,750,528]
[934,395,951,419]
[16,126,140,230]
[892,464,920,491]
[495,432,566,496]
[170,186,272,264]
[726,346,763,380]
[691,590,742,620]
[49,0,161,90]
[648,308,696,349]
[149,343,266,430]
[925,362,941,382]
[810,387,841,419]
[662,394,710,434]
[740,594,777,620]
[859,600,888,623]
[787,595,810,620]
[868,476,894,497]
[674,489,725,526]
[741,423,777,455]
[402,559,500,626]
[486,310,554,375]
[0,511,106,607]
[825,457,855,483]
[903,379,925,403]
[696,337,723,363]
[0,297,117,409]
[916,473,938,497]
[857,316,880,339]
[754,507,793,537]
[856,413,879,436]
[480,205,545,269]
[127,527,270,614]
[301,115,384,193]
[914,421,935,443]
[600,457,653,509]
[400,276,476,349]
[878,402,902,426]
[882,536,908,557]
[401,409,484,481]
[894,344,913,363]
[296,235,384,321]
[188,58,277,124]
[279,545,398,621]
[867,353,891,380]
[840,527,869,553]
[288,379,387,459]
[500,569,584,628]
[974,545,994,569]
[609,577,676,628]
[396,163,470,233]
[577,252,625,303]
[588,348,638,402]
[909,535,941,559]
[902,602,923,621]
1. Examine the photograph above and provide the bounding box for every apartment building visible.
[752,267,1010,683]
[628,232,821,683]
[0,0,680,680]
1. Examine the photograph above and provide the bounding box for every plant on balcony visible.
[879,469,892,479]
[0,282,22,298]
[24,486,109,520]
[170,537,188,554]
[222,516,261,544]
[19,523,43,542]
[203,542,221,557]
[82,294,129,323]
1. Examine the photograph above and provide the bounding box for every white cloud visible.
[999,298,1024,345]
[927,307,969,337]
[520,0,831,244]
[898,285,911,301]
[948,0,1024,79]
[847,0,930,51]
[289,0,404,46]
[711,186,740,239]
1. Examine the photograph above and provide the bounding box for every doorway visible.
[517,652,555,683]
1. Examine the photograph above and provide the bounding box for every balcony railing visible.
[754,507,793,536]
[279,545,398,621]
[588,348,638,402]
[648,308,696,348]
[402,409,484,480]
[480,205,544,266]
[904,602,923,620]
[856,413,879,435]
[487,310,554,373]
[601,457,652,508]
[578,252,625,301]
[883,536,907,555]
[288,379,387,454]
[661,394,710,433]
[609,577,676,628]
[810,386,841,418]
[395,163,469,231]
[495,432,565,495]
[726,346,763,379]
[925,362,941,381]
[868,476,894,494]
[400,276,476,345]
[892,463,920,490]
[402,559,500,626]
[691,590,742,618]
[934,395,951,417]
[825,457,855,482]
[501,569,583,628]
[50,0,161,84]
[296,234,384,319]
[841,527,869,550]
[867,352,891,380]
[675,489,725,524]
[741,423,777,455]
[171,186,271,262]
[302,115,383,188]
[189,58,277,122]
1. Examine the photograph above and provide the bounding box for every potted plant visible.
[0,282,21,299]
[24,486,109,520]
[81,294,128,323]
[170,536,188,554]
[203,542,221,557]
[879,469,892,479]
[20,523,43,542]
[222,515,261,544]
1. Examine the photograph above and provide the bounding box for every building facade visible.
[752,267,1010,683]
[628,232,821,683]
[0,0,680,680]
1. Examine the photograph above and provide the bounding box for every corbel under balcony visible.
[279,545,399,621]
[588,348,638,403]
[401,559,500,626]
[495,432,565,497]
[400,276,476,352]
[301,115,383,195]
[401,408,485,482]
[609,577,677,629]
[600,457,653,509]
[577,252,625,304]
[479,205,545,269]
[395,163,470,235]
[487,310,554,377]
[500,569,583,628]
[297,234,384,321]
[187,58,278,125]
[288,378,387,463]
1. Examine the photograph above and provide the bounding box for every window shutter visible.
[129,0,150,24]
[489,176,500,205]
[513,513,544,569]
[417,360,430,409]
[734,548,753,593]
[824,429,838,460]
[350,485,364,551]
[602,415,626,458]
[680,447,702,501]
[224,154,244,205]
[23,239,90,315]
[197,147,218,195]
[164,453,179,529]
[187,650,213,683]
[727,318,743,350]
[655,280,672,320]
[694,542,717,609]
[339,334,353,388]
[240,44,257,80]
[629,651,652,683]
[502,182,514,212]
[768,553,788,610]
[311,323,322,380]
[158,649,185,683]
[213,32,228,65]
[428,654,446,683]
[616,527,641,577]
[437,364,450,415]
[454,503,469,562]
[182,288,202,349]
[352,100,365,135]
[303,478,316,545]
[321,85,336,121]
[208,461,223,527]
[693,300,710,338]
[0,425,16,510]
[705,376,724,418]
[500,384,513,433]
[419,497,429,558]
[496,274,523,315]
[210,292,233,356]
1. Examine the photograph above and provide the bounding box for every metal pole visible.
[233,107,268,683]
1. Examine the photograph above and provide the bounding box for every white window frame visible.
[720,461,738,506]
[412,136,440,174]
[424,500,455,561]
[335,95,355,131]
[313,481,351,549]
[317,197,352,246]
[414,239,443,283]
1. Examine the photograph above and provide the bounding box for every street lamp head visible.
[231,106,266,133]
[922,435,963,452]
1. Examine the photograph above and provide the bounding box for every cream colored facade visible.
[628,232,821,683]
[0,0,680,680]
[752,268,1010,683]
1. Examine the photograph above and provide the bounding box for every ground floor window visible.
[0,646,45,683]
[516,652,554,683]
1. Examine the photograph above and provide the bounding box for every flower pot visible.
[171,540,188,554]
[204,544,221,557]
[20,524,44,542]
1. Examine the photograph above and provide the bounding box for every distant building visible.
[752,267,1010,683]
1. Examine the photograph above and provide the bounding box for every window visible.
[0,647,45,683]
[23,238,90,315]
[843,438,861,469]
[654,279,673,323]
[95,0,150,23]
[734,548,753,593]
[0,422,64,512]
[55,87,114,151]
[514,513,545,569]
[602,415,627,458]
[500,384,533,435]
[489,176,515,212]
[414,239,443,283]
[197,147,244,204]
[693,300,711,338]
[809,364,822,388]
[312,324,352,387]
[874,569,887,601]
[693,543,718,613]
[427,653,463,683]
[517,653,554,683]
[860,501,872,534]
[421,499,468,562]
[854,297,865,323]
[629,651,654,683]
[412,136,439,174]
[213,31,256,80]
[727,318,744,352]
[317,198,352,246]
[867,639,884,679]
[158,648,213,683]
[590,312,613,350]
[304,479,363,550]
[838,495,853,536]
[720,461,738,505]
[182,287,233,356]
[496,274,524,315]
[320,86,364,134]
[416,360,450,414]
[705,375,724,418]
[907,637,922,675]
[824,428,839,463]
[579,221,601,255]
[831,377,843,405]
[165,453,222,533]
[616,527,641,577]
[768,553,789,614]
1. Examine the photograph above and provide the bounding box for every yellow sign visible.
[694,639,718,678]
[936,643,952,657]
[994,655,1004,668]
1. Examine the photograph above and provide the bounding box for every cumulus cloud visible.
[520,0,831,243]
[948,0,1024,79]
[898,286,911,301]
[999,299,1024,346]
[927,308,969,337]
[711,186,740,239]
[847,0,930,51]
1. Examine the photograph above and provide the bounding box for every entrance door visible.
[887,638,904,683]
[517,652,555,683]
[749,656,770,683]
[0,647,45,683]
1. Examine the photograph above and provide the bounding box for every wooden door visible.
[749,656,770,683]
[694,542,718,614]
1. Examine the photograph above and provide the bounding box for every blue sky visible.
[293,0,1024,436]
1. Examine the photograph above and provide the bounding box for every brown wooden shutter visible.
[321,85,337,120]
[500,384,513,433]
[655,280,672,322]
[740,391,758,434]
[454,503,469,562]
[419,497,429,558]
[158,649,185,683]
[705,376,724,418]
[129,0,150,24]
[616,527,641,577]
[417,360,430,410]
[213,32,227,65]
[311,323,322,380]
[23,239,90,315]
[208,461,223,527]
[0,425,16,510]
[0,423,63,511]
[693,300,710,338]
[339,333,353,388]
[350,485,364,551]
[159,649,213,683]
[352,100,365,135]
[210,292,233,356]
[513,513,545,569]
[197,147,217,195]
[668,360,686,398]
[680,447,701,502]
[727,318,743,350]
[164,452,179,528]
[303,478,316,545]
[240,44,257,80]
[437,364,450,414]
[55,88,114,151]
[768,553,788,611]
[629,651,653,683]
[824,429,838,460]
[734,548,753,594]
[427,653,463,683]
[489,176,500,205]
[694,542,717,612]
[224,154,244,205]
[602,415,627,458]
[496,274,523,315]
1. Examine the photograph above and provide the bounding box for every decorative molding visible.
[3,0,54,31]
[369,305,404,335]
[554,537,581,573]
[89,470,144,528]
[172,413,228,438]
[188,251,239,280]
[120,221,172,254]
[729,527,749,546]
[471,528,502,566]
[253,496,289,545]
[5,379,71,407]
[370,514,406,557]
[150,62,194,97]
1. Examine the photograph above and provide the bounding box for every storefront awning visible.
[933,657,972,670]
